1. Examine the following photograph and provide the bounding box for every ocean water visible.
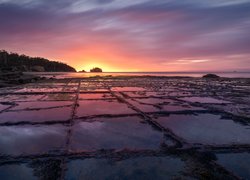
[25,72,250,79]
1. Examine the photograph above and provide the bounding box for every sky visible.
[0,0,250,72]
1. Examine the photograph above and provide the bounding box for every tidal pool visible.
[0,124,67,156]
[80,88,109,92]
[78,93,114,100]
[76,100,136,117]
[15,87,63,93]
[41,93,76,101]
[70,116,166,151]
[0,95,45,102]
[111,87,146,91]
[0,163,36,180]
[216,153,250,179]
[0,107,72,124]
[10,101,73,110]
[0,158,63,180]
[133,98,168,104]
[180,97,231,104]
[127,98,204,113]
[66,156,186,180]
[155,114,250,145]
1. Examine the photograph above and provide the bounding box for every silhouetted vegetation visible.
[0,50,76,72]
[90,67,102,72]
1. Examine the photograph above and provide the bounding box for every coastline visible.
[23,71,250,79]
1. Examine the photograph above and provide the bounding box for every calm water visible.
[25,72,250,79]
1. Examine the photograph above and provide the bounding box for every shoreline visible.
[1,74,250,89]
[23,71,250,79]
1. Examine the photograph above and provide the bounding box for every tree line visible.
[0,50,76,72]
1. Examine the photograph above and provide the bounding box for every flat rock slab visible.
[111,87,146,91]
[155,114,250,145]
[76,100,136,117]
[41,93,76,101]
[0,95,45,102]
[78,93,114,100]
[216,153,250,179]
[0,163,36,180]
[0,76,249,179]
[127,98,204,113]
[0,159,62,180]
[0,125,67,156]
[10,101,73,111]
[66,156,186,180]
[0,104,10,112]
[70,116,169,151]
[180,97,231,104]
[14,87,63,93]
[0,107,72,124]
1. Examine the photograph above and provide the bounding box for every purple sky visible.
[0,0,250,71]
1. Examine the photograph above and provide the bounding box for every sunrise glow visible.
[0,0,250,72]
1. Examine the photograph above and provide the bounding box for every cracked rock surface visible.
[0,76,249,179]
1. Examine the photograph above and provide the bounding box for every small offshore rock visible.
[90,67,102,72]
[202,74,220,79]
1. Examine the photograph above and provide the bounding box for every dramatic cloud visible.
[0,0,250,71]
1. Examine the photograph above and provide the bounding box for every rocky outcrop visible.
[0,70,45,88]
[202,74,220,79]
[78,70,86,73]
[31,66,45,72]
[90,67,102,72]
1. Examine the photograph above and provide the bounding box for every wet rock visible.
[202,74,220,78]
[0,75,249,179]
[0,71,45,87]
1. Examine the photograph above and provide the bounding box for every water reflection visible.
[11,101,73,111]
[70,117,165,151]
[0,159,63,180]
[216,153,250,179]
[0,125,67,155]
[78,93,114,100]
[0,107,72,123]
[0,163,36,180]
[155,114,250,144]
[127,98,204,113]
[76,100,136,117]
[66,156,185,180]
[41,93,76,101]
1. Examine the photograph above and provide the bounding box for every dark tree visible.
[0,50,76,72]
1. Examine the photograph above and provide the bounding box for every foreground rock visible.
[0,71,44,88]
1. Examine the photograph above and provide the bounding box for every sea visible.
[25,72,250,79]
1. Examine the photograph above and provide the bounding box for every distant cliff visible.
[0,50,76,72]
